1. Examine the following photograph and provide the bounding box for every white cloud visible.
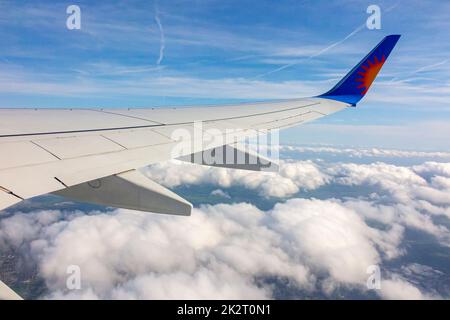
[269,199,380,284]
[1,203,308,299]
[0,198,413,300]
[2,147,450,300]
[280,145,450,159]
[109,271,269,300]
[144,159,329,198]
[144,156,450,243]
[0,72,325,100]
[282,122,450,152]
[413,162,450,178]
[380,277,434,300]
[210,189,230,199]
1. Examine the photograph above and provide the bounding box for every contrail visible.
[254,3,399,79]
[154,4,165,65]
[253,23,365,79]
[413,59,448,73]
[390,59,449,83]
[309,24,365,59]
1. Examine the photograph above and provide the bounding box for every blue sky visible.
[0,0,449,150]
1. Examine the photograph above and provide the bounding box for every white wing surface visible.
[0,98,348,213]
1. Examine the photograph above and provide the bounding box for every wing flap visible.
[54,169,192,215]
[33,135,125,159]
[0,142,179,201]
[0,140,58,170]
[102,128,173,149]
[178,144,279,172]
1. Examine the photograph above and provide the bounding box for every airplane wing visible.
[0,35,400,216]
[0,280,22,300]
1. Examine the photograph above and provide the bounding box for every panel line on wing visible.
[0,186,24,200]
[251,110,318,127]
[89,109,166,125]
[100,134,129,149]
[201,102,321,123]
[0,102,321,138]
[54,177,68,188]
[30,141,62,160]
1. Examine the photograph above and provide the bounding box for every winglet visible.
[319,34,401,106]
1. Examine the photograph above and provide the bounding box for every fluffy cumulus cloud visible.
[379,278,432,300]
[280,146,450,159]
[1,199,406,300]
[145,159,450,233]
[1,147,450,300]
[210,189,230,198]
[144,159,329,198]
[269,199,381,284]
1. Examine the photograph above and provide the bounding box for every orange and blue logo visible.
[356,55,386,95]
[319,34,400,105]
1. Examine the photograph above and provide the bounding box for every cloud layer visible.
[1,149,450,300]
[0,199,404,299]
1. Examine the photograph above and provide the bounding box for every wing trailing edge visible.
[177,144,279,172]
[0,280,23,300]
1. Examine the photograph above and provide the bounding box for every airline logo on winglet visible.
[356,54,386,95]
[319,34,400,106]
